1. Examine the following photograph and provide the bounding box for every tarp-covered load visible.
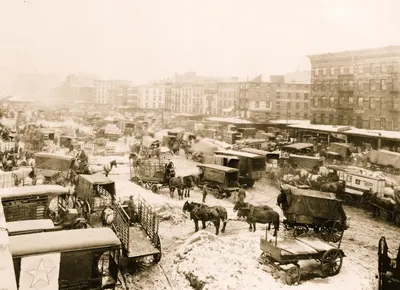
[369,150,400,169]
[282,185,347,222]
[142,135,160,148]
[34,153,75,178]
[288,154,323,171]
[329,142,355,158]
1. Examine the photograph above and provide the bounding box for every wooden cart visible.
[111,195,162,271]
[260,230,345,285]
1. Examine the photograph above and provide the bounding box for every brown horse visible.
[233,202,280,236]
[320,181,344,194]
[182,201,228,235]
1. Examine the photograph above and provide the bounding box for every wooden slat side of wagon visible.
[111,195,162,271]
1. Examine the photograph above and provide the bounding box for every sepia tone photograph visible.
[0,0,399,289]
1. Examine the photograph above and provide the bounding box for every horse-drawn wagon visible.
[215,149,266,187]
[130,157,172,193]
[109,194,162,268]
[197,164,240,199]
[34,152,76,184]
[259,232,345,285]
[278,185,348,243]
[0,185,87,229]
[75,174,116,223]
[377,236,400,290]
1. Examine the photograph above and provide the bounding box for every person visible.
[165,160,175,179]
[237,188,246,203]
[202,182,208,203]
[127,196,136,225]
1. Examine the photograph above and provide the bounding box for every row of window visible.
[313,79,397,92]
[314,61,397,76]
[275,102,308,110]
[312,96,399,110]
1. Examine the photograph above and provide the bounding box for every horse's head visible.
[182,201,192,212]
[233,201,247,212]
[111,160,117,168]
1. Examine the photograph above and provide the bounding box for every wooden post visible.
[265,228,268,240]
[327,133,331,146]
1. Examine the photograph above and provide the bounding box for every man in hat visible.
[127,195,136,225]
[202,182,208,203]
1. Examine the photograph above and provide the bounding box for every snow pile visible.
[171,228,373,290]
[153,202,189,224]
[173,231,276,290]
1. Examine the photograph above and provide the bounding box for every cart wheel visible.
[321,249,343,277]
[151,184,159,194]
[285,265,301,285]
[293,226,309,237]
[320,221,344,243]
[215,186,223,199]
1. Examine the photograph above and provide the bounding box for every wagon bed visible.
[127,225,160,258]
[260,233,345,285]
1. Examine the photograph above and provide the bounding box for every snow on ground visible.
[97,140,398,290]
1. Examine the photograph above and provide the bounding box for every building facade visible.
[217,82,238,116]
[95,80,116,104]
[138,85,169,110]
[237,76,310,122]
[309,45,400,131]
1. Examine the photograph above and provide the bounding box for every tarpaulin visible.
[284,185,347,221]
[369,150,400,169]
[288,154,322,171]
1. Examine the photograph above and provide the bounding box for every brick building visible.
[309,45,400,131]
[237,75,310,122]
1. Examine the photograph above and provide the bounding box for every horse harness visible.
[191,204,213,222]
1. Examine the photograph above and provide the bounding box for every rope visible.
[158,264,175,290]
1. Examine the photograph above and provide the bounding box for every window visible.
[355,179,360,185]
[358,80,363,91]
[322,67,327,75]
[314,68,319,76]
[287,93,291,99]
[370,97,375,109]
[370,64,375,74]
[294,102,300,109]
[255,101,260,108]
[349,66,354,74]
[381,80,387,91]
[330,96,335,105]
[287,102,292,109]
[330,67,335,75]
[276,92,281,99]
[340,66,345,74]
[349,97,354,105]
[296,93,300,99]
[349,81,354,89]
[370,80,375,91]
[313,97,318,107]
[304,93,309,99]
[358,97,363,107]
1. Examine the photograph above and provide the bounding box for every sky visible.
[0,0,399,84]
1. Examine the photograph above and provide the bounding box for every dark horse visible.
[182,201,228,235]
[169,175,195,199]
[233,201,280,236]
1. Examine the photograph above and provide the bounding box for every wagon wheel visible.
[285,265,301,285]
[321,249,343,277]
[293,225,309,237]
[75,199,91,221]
[320,221,344,243]
[213,186,222,199]
[153,235,162,263]
[151,184,159,194]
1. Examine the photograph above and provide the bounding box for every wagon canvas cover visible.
[283,185,347,221]
[288,154,322,171]
[369,150,400,169]
[329,143,355,158]
[35,153,75,177]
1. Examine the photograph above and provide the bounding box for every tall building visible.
[138,85,169,110]
[95,80,116,104]
[64,74,95,103]
[217,82,238,116]
[171,84,205,114]
[237,75,310,122]
[309,45,400,130]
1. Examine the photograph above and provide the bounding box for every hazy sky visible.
[1,0,399,83]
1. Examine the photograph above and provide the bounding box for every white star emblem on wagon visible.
[26,259,55,287]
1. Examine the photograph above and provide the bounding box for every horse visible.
[233,202,280,236]
[11,167,35,186]
[233,201,272,219]
[86,160,117,177]
[182,201,228,235]
[169,176,184,199]
[320,181,344,194]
